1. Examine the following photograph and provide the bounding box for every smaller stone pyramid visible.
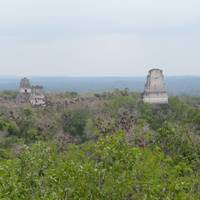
[16,78,46,106]
[143,69,168,104]
[16,78,32,104]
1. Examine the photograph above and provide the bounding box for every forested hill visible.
[0,76,200,95]
[0,90,200,199]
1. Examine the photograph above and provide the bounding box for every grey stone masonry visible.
[30,86,46,106]
[143,69,168,104]
[16,78,46,106]
[16,78,31,104]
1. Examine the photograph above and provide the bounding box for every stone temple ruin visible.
[16,78,46,106]
[143,69,168,104]
[30,85,46,106]
[16,78,32,104]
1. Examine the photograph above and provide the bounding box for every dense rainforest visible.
[0,90,199,199]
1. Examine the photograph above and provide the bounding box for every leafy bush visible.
[62,108,90,139]
[0,133,198,200]
[0,91,200,199]
[0,117,20,136]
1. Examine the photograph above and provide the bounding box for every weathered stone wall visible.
[143,69,168,104]
[16,78,46,106]
[16,78,31,104]
[30,86,46,106]
[19,88,31,94]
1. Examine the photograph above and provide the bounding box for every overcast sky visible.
[0,0,200,76]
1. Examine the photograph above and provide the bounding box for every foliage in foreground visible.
[0,91,200,199]
[0,133,199,200]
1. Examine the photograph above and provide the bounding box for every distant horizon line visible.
[0,75,200,78]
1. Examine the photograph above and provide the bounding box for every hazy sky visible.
[0,0,200,76]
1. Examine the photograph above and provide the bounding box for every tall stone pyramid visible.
[143,69,168,104]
